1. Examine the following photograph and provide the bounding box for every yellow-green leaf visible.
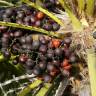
[76,0,85,14]
[0,21,60,38]
[18,80,42,96]
[0,0,14,7]
[87,49,96,96]
[36,83,52,96]
[59,0,83,32]
[21,0,63,26]
[86,0,95,16]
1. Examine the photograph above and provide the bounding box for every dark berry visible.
[52,60,60,67]
[64,49,71,58]
[16,19,23,24]
[12,59,18,65]
[55,48,62,56]
[14,30,22,37]
[32,40,40,50]
[25,36,33,44]
[26,58,34,69]
[5,8,13,16]
[93,31,96,39]
[39,35,47,44]
[69,55,77,63]
[35,20,41,27]
[3,50,11,59]
[19,54,28,63]
[43,74,51,82]
[38,61,46,70]
[39,45,47,54]
[30,16,35,24]
[17,11,25,19]
[22,44,27,49]
[47,49,54,59]
[39,53,47,61]
[26,44,32,50]
[52,23,60,31]
[47,62,55,71]
[24,16,30,23]
[43,23,52,31]
[63,37,72,45]
[20,37,26,44]
[33,67,41,76]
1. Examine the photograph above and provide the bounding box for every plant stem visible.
[0,0,14,7]
[0,21,60,38]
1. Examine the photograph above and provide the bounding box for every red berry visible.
[36,11,44,20]
[62,59,69,67]
[63,65,71,70]
[19,54,28,63]
[52,39,60,48]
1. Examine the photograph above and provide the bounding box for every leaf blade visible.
[0,21,60,38]
[36,83,52,96]
[86,0,95,16]
[18,80,42,96]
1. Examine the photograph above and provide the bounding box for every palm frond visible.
[59,0,83,32]
[86,0,95,16]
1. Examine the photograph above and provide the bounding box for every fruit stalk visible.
[0,21,60,38]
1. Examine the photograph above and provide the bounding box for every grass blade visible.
[18,80,42,96]
[0,21,60,38]
[36,83,52,96]
[86,0,95,16]
[59,0,83,32]
[87,49,96,96]
[21,0,63,26]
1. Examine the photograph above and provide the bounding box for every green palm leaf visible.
[59,0,83,32]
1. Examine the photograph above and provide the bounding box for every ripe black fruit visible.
[63,37,72,45]
[13,59,18,65]
[20,37,26,44]
[26,58,34,69]
[52,23,60,31]
[33,67,41,76]
[47,49,54,59]
[32,40,40,50]
[69,55,77,63]
[39,45,47,54]
[93,31,96,39]
[43,74,51,82]
[39,35,47,45]
[55,48,62,56]
[38,61,46,70]
[25,36,33,44]
[3,50,11,59]
[47,62,55,71]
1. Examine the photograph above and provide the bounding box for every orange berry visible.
[62,59,69,67]
[36,12,44,20]
[64,65,71,70]
[52,39,61,48]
